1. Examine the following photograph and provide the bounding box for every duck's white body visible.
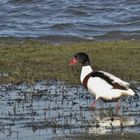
[80,65,135,101]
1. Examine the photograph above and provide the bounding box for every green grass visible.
[0,38,140,84]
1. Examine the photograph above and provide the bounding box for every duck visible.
[69,52,136,110]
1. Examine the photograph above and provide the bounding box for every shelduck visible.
[69,52,136,110]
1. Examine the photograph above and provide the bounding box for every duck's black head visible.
[69,52,90,66]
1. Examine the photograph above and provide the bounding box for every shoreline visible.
[53,133,140,140]
[0,38,140,84]
[0,36,140,44]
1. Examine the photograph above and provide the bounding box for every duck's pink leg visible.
[90,100,96,109]
[115,100,121,114]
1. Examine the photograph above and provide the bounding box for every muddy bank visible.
[0,81,140,140]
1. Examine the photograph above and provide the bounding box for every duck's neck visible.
[80,65,93,83]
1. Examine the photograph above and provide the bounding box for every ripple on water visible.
[0,0,140,41]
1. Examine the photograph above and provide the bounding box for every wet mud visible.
[0,81,140,140]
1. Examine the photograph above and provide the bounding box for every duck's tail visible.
[129,83,140,98]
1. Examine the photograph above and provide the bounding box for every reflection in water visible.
[89,115,135,134]
[0,81,140,140]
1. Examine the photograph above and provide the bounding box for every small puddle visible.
[0,81,140,140]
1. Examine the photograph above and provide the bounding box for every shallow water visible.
[0,0,140,42]
[0,81,140,140]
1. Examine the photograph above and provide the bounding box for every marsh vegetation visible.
[0,39,140,84]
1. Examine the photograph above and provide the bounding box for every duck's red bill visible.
[69,57,78,65]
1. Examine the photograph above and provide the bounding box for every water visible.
[0,0,140,42]
[0,81,140,140]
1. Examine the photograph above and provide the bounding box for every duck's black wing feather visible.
[83,71,130,90]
